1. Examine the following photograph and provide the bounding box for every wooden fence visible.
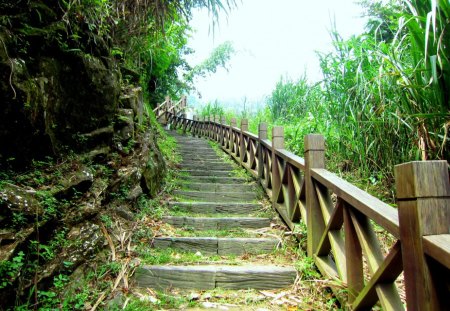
[153,95,187,124]
[161,107,449,311]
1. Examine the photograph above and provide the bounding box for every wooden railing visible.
[164,109,450,311]
[153,95,187,124]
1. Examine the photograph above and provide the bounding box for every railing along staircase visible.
[149,98,450,311]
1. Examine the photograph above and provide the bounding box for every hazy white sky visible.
[187,0,367,103]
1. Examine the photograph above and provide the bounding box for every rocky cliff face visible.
[0,1,167,307]
[0,34,121,165]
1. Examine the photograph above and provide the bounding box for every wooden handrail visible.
[153,95,187,124]
[311,168,400,238]
[162,100,450,311]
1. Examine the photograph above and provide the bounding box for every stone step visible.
[181,170,234,177]
[179,164,233,171]
[177,143,210,147]
[174,190,258,202]
[182,176,249,184]
[180,183,256,192]
[168,202,263,214]
[181,156,223,162]
[181,160,230,166]
[178,147,216,152]
[179,151,218,157]
[135,265,297,290]
[153,237,279,255]
[162,216,271,230]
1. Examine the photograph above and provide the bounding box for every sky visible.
[186,0,367,106]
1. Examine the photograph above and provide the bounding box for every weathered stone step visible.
[135,265,297,290]
[162,216,271,230]
[181,160,229,166]
[182,156,223,162]
[181,170,234,177]
[177,144,210,147]
[179,164,233,171]
[180,183,256,192]
[178,147,216,152]
[153,237,279,255]
[168,202,263,214]
[174,190,257,202]
[179,152,218,157]
[183,176,248,184]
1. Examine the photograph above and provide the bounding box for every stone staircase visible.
[135,132,297,291]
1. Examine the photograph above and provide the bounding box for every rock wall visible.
[0,87,166,307]
[0,2,167,306]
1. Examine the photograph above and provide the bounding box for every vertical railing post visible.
[182,114,187,134]
[304,134,325,257]
[214,115,220,142]
[395,161,450,311]
[271,126,284,206]
[209,115,214,139]
[202,116,206,138]
[162,95,170,125]
[240,119,249,164]
[220,116,226,147]
[230,118,237,154]
[258,123,268,181]
[182,95,187,110]
[192,115,197,136]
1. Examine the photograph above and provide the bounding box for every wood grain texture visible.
[352,241,403,310]
[180,182,256,192]
[181,170,234,177]
[423,234,450,269]
[182,176,249,184]
[167,202,263,214]
[217,238,278,255]
[395,161,450,199]
[174,190,258,202]
[153,237,278,255]
[135,265,297,290]
[153,237,217,254]
[311,168,399,238]
[304,135,325,257]
[162,216,271,230]
[179,164,234,171]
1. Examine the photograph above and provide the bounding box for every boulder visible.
[0,183,43,224]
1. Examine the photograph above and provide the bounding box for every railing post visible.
[220,116,226,147]
[192,115,197,136]
[182,115,187,134]
[304,134,325,257]
[395,161,450,311]
[230,118,237,154]
[271,126,284,197]
[240,119,249,164]
[215,115,220,142]
[162,95,170,125]
[209,115,214,138]
[182,95,187,110]
[258,123,268,181]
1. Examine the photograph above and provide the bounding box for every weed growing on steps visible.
[137,247,226,265]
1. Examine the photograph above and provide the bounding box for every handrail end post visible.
[257,123,268,180]
[395,160,450,311]
[304,134,325,257]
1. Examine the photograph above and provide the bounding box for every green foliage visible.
[0,251,25,289]
[199,100,225,118]
[36,190,59,219]
[212,0,449,194]
[267,75,321,122]
[185,41,235,81]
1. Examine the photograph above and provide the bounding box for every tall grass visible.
[199,0,449,194]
